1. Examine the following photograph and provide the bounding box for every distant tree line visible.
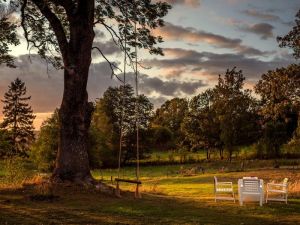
[1,65,300,171]
[151,64,300,160]
[27,63,300,171]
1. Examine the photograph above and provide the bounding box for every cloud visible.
[145,48,296,81]
[242,9,293,26]
[148,96,168,108]
[92,39,121,57]
[0,54,117,117]
[139,74,206,96]
[154,22,272,56]
[0,54,207,127]
[239,23,274,40]
[243,9,280,21]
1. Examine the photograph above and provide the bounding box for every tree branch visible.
[92,46,124,83]
[101,21,136,72]
[49,0,75,20]
[31,0,69,63]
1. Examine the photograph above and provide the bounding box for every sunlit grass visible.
[92,163,300,200]
[0,161,300,224]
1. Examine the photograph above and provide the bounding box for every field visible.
[0,160,300,225]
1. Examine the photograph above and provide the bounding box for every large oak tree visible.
[0,0,170,183]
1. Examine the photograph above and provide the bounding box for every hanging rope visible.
[114,0,142,198]
[116,0,141,190]
[134,20,140,181]
[117,0,128,179]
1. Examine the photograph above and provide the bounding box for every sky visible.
[0,0,299,130]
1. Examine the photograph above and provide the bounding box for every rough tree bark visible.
[52,1,95,183]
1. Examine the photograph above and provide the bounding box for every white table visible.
[238,178,264,206]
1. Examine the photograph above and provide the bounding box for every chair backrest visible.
[243,177,258,179]
[242,179,260,193]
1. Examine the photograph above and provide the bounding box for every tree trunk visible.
[219,148,224,160]
[52,5,95,183]
[52,68,94,183]
[206,149,210,160]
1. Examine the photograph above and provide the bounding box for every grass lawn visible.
[0,163,299,224]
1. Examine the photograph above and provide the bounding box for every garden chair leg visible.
[115,182,121,198]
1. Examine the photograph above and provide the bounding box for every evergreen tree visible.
[1,78,36,157]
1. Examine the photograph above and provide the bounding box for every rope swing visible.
[115,0,141,198]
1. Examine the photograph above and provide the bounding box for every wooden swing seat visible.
[115,178,142,198]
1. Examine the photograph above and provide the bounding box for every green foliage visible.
[31,110,59,172]
[89,104,115,168]
[284,117,300,157]
[259,121,287,158]
[255,64,300,158]
[214,68,260,160]
[3,0,171,68]
[150,125,174,151]
[0,129,12,157]
[2,157,31,185]
[182,89,221,159]
[31,108,109,171]
[91,85,153,167]
[182,68,259,160]
[1,78,35,158]
[152,97,188,147]
[277,9,300,58]
[0,3,20,67]
[255,64,300,121]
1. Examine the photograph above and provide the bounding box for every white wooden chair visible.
[239,178,264,206]
[266,178,288,204]
[213,176,235,202]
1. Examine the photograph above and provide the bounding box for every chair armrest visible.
[217,182,233,185]
[267,183,287,187]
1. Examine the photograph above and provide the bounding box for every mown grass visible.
[0,161,300,224]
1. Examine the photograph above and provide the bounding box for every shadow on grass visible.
[0,185,299,225]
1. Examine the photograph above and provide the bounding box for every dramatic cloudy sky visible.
[0,0,299,129]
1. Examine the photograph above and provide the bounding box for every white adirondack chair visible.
[266,178,288,204]
[213,176,235,202]
[239,178,264,206]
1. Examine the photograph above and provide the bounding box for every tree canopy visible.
[92,85,153,166]
[277,9,300,59]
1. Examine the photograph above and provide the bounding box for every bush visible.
[150,126,175,151]
[30,110,59,172]
[1,158,32,186]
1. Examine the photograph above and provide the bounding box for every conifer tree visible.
[1,78,36,157]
